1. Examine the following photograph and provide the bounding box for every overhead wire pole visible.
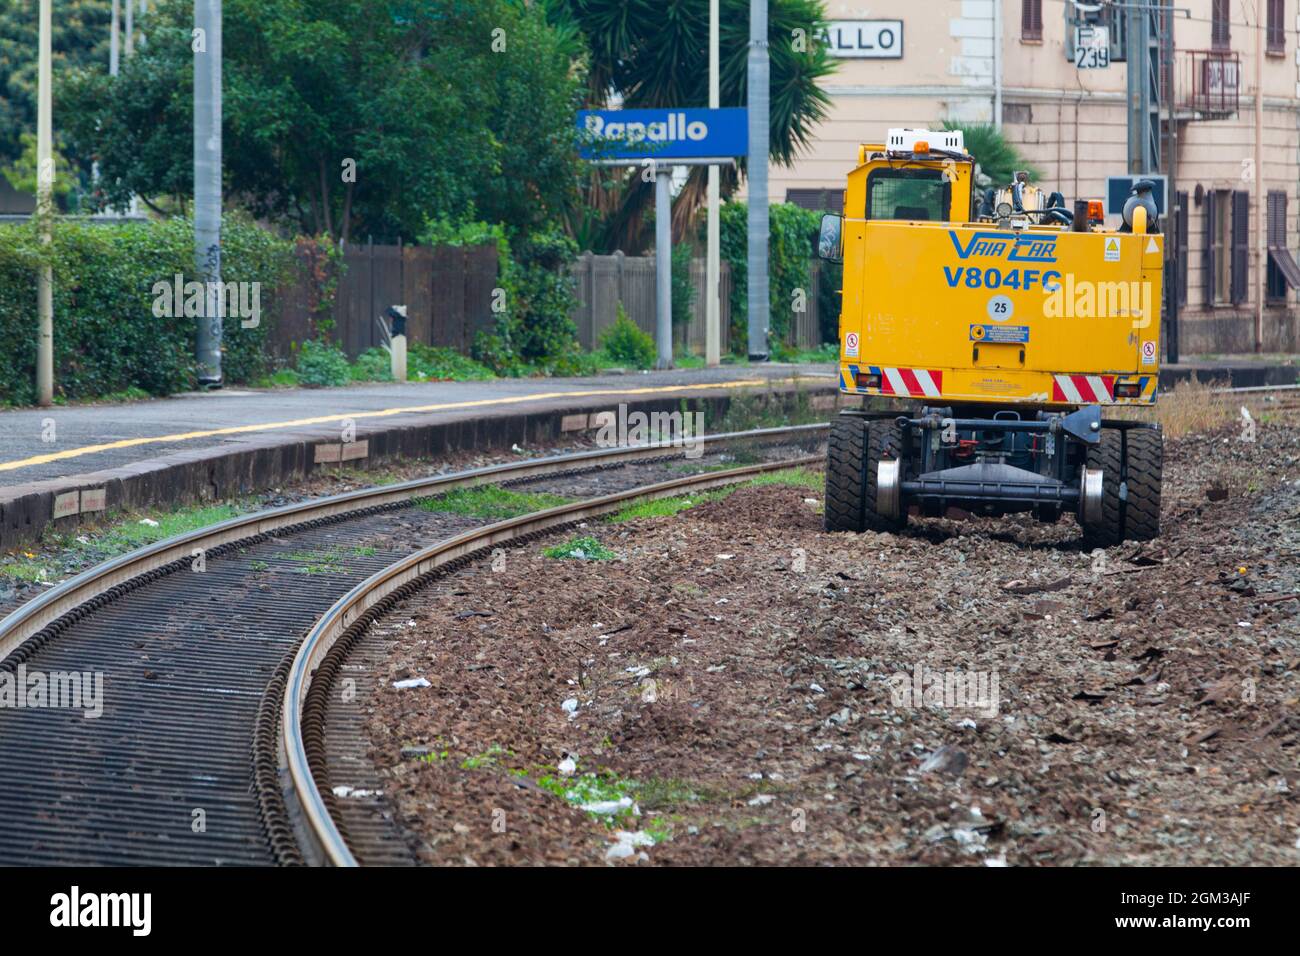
[194,0,223,386]
[746,0,769,361]
[110,1,121,75]
[706,0,721,367]
[36,0,53,407]
[655,164,673,369]
[1123,1,1184,363]
[1253,0,1264,353]
[1162,3,1180,363]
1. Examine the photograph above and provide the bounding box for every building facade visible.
[768,0,1300,355]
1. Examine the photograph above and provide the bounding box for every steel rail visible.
[0,424,828,662]
[284,456,823,866]
[1211,383,1300,394]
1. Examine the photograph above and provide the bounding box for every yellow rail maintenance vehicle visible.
[818,129,1164,544]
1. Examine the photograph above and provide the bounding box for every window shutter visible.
[1231,191,1250,305]
[1022,0,1043,40]
[1176,192,1189,307]
[1267,190,1287,248]
[1268,0,1285,52]
[1212,0,1231,49]
[1203,191,1216,305]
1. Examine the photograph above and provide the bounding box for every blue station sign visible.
[578,107,749,161]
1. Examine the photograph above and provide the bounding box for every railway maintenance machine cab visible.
[819,129,1163,544]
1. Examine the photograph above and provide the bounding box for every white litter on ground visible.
[580,797,634,815]
[391,677,431,690]
[332,785,381,799]
[557,757,577,776]
[605,830,655,861]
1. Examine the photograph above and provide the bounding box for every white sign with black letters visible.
[824,20,904,59]
[1075,24,1110,69]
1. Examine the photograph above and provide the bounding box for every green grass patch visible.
[0,501,244,585]
[773,342,838,365]
[606,467,821,523]
[251,368,302,389]
[460,744,512,769]
[541,535,616,561]
[280,543,377,573]
[673,350,707,370]
[409,344,495,382]
[416,484,572,520]
[743,466,823,491]
[607,490,729,523]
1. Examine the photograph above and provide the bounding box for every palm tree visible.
[542,0,835,252]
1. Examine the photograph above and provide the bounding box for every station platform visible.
[0,364,838,550]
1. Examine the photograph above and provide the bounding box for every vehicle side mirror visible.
[817,213,843,263]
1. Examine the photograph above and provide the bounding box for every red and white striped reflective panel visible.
[879,368,943,398]
[1052,374,1116,404]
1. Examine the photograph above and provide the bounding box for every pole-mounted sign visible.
[577,107,747,371]
[578,107,748,161]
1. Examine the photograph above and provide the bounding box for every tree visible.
[2,132,73,201]
[941,121,1041,190]
[58,0,583,242]
[0,0,112,170]
[543,0,836,251]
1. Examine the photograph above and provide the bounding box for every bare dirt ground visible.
[357,413,1300,866]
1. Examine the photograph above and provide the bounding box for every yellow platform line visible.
[1,378,776,475]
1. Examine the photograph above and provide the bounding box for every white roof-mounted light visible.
[886,128,965,155]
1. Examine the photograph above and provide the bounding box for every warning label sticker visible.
[970,324,1030,344]
[1104,237,1121,263]
[1141,340,1157,365]
[844,331,860,357]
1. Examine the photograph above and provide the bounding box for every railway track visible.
[0,425,825,865]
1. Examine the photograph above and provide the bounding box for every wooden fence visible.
[272,240,500,359]
[571,251,822,353]
[273,242,823,359]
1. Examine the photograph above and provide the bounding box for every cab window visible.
[866,168,950,222]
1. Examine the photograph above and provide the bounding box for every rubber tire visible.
[864,419,908,533]
[1124,427,1163,541]
[824,416,868,533]
[1083,427,1163,545]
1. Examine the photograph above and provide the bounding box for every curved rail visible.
[283,456,823,866]
[0,424,827,663]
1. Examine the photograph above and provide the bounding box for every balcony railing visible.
[1177,50,1241,118]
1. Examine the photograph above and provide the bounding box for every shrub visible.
[349,347,394,383]
[408,343,494,381]
[599,304,656,370]
[422,217,581,376]
[718,201,833,354]
[295,338,351,388]
[940,121,1040,188]
[671,242,695,330]
[0,216,291,405]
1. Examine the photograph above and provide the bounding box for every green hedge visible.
[0,217,292,405]
[717,201,840,353]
